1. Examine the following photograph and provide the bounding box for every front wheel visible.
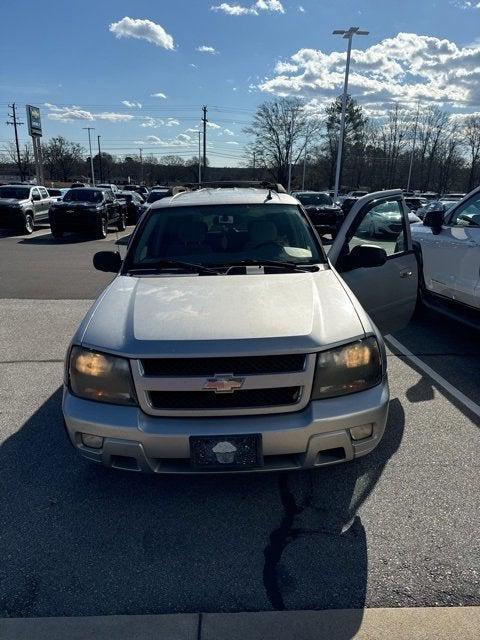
[22,212,34,235]
[50,222,64,238]
[95,217,108,239]
[117,211,127,231]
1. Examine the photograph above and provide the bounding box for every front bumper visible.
[0,208,22,227]
[63,379,389,473]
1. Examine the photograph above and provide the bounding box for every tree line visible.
[2,95,480,193]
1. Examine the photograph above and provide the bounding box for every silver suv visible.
[63,186,418,473]
[0,184,53,234]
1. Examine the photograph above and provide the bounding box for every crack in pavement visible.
[262,473,314,611]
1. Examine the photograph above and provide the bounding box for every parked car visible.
[442,193,465,200]
[137,188,171,217]
[357,201,421,238]
[123,184,149,198]
[49,187,127,239]
[117,189,145,224]
[347,190,368,198]
[292,190,343,236]
[62,186,418,474]
[416,199,456,221]
[411,187,480,325]
[96,183,121,195]
[0,184,54,234]
[47,188,70,202]
[404,197,428,212]
[70,182,88,189]
[420,191,439,201]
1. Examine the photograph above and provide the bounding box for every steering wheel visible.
[252,241,284,250]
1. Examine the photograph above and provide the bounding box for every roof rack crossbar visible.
[179,180,287,194]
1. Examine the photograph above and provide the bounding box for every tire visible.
[50,223,64,239]
[117,211,127,231]
[95,217,108,239]
[22,212,34,235]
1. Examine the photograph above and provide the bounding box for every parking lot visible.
[0,224,479,621]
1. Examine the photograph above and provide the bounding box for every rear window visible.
[63,189,103,203]
[147,190,169,203]
[128,203,324,268]
[296,193,332,206]
[0,186,31,199]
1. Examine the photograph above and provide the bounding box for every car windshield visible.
[63,189,103,203]
[127,203,324,268]
[0,186,30,199]
[297,193,332,206]
[147,191,169,203]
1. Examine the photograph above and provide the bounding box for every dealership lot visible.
[0,226,479,618]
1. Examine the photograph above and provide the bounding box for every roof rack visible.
[182,181,287,194]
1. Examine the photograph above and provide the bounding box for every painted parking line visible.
[385,334,480,419]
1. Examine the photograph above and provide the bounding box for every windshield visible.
[0,186,30,199]
[63,189,103,203]
[297,193,332,206]
[147,191,169,203]
[127,203,324,268]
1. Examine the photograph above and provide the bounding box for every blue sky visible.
[1,0,480,166]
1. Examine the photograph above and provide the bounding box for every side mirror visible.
[349,244,387,269]
[423,209,444,234]
[32,193,41,201]
[93,251,122,273]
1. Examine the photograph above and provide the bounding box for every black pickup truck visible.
[49,187,127,239]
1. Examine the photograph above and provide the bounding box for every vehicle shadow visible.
[0,389,404,636]
[19,232,102,245]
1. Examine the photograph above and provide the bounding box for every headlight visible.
[311,337,383,400]
[68,346,137,405]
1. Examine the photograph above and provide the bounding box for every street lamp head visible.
[333,26,369,39]
[332,29,346,35]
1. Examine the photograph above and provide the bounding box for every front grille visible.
[142,354,306,377]
[149,387,302,410]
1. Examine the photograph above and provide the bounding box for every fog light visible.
[350,424,373,441]
[81,433,104,449]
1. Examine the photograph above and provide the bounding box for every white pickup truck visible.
[411,186,480,327]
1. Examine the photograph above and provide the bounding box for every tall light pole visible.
[332,26,369,200]
[139,148,143,184]
[97,135,103,183]
[406,101,420,193]
[83,127,95,186]
[198,131,202,185]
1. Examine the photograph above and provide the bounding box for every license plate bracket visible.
[190,434,262,470]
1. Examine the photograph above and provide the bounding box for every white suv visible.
[411,186,480,323]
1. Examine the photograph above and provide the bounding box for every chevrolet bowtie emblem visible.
[203,374,245,394]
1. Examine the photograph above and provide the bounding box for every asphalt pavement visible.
[0,224,479,623]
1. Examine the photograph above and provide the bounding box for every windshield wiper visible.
[126,259,221,275]
[221,259,319,273]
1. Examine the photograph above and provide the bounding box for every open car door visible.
[328,189,418,335]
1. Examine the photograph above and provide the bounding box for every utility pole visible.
[253,151,256,179]
[198,131,202,185]
[302,143,308,191]
[202,105,208,180]
[97,135,103,183]
[83,127,95,186]
[287,117,294,192]
[406,101,420,193]
[332,26,369,200]
[139,148,143,184]
[6,103,24,181]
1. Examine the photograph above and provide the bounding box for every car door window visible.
[39,187,49,199]
[344,199,407,260]
[31,188,41,201]
[449,192,480,227]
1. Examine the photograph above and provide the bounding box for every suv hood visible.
[78,271,366,357]
[0,198,26,205]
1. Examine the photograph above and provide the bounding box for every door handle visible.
[400,270,413,278]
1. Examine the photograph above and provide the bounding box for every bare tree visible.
[42,136,85,181]
[463,115,480,191]
[244,97,321,187]
[3,142,33,180]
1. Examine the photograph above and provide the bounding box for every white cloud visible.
[298,5,305,11]
[140,116,164,128]
[211,3,257,15]
[211,0,284,15]
[196,45,218,54]
[44,103,134,123]
[122,100,142,108]
[143,133,192,147]
[166,118,180,126]
[189,63,198,68]
[150,92,167,99]
[223,128,235,135]
[109,17,174,50]
[185,127,200,133]
[225,141,240,144]
[259,33,480,113]
[207,121,222,129]
[452,1,480,8]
